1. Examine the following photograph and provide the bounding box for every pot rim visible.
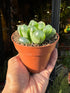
[11,31,59,48]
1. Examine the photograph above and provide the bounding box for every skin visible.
[2,48,58,93]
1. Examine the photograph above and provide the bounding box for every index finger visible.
[46,48,58,73]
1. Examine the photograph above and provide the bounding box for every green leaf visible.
[28,20,38,28]
[19,37,30,44]
[31,30,46,44]
[20,24,29,38]
[47,28,56,39]
[17,25,23,37]
[43,24,53,37]
[38,21,45,30]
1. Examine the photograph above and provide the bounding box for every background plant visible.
[61,56,70,71]
[49,68,70,93]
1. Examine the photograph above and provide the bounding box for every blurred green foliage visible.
[49,70,70,93]
[60,1,70,24]
[62,56,70,69]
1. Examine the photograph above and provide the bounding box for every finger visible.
[39,48,58,79]
[46,48,58,73]
[33,73,49,93]
[30,49,57,93]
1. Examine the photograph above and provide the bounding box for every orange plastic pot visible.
[11,31,59,73]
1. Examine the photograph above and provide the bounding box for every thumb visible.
[6,55,29,89]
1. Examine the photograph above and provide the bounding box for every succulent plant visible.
[17,20,56,44]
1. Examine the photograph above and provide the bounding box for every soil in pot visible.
[12,31,58,47]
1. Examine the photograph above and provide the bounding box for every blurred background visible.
[0,0,70,92]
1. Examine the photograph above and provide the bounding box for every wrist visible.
[2,83,20,93]
[2,83,9,93]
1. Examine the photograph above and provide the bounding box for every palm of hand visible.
[2,49,57,93]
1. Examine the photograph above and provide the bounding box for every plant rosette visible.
[11,20,59,73]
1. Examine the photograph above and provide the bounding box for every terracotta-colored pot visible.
[11,31,59,73]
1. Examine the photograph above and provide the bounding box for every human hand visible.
[2,48,58,93]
